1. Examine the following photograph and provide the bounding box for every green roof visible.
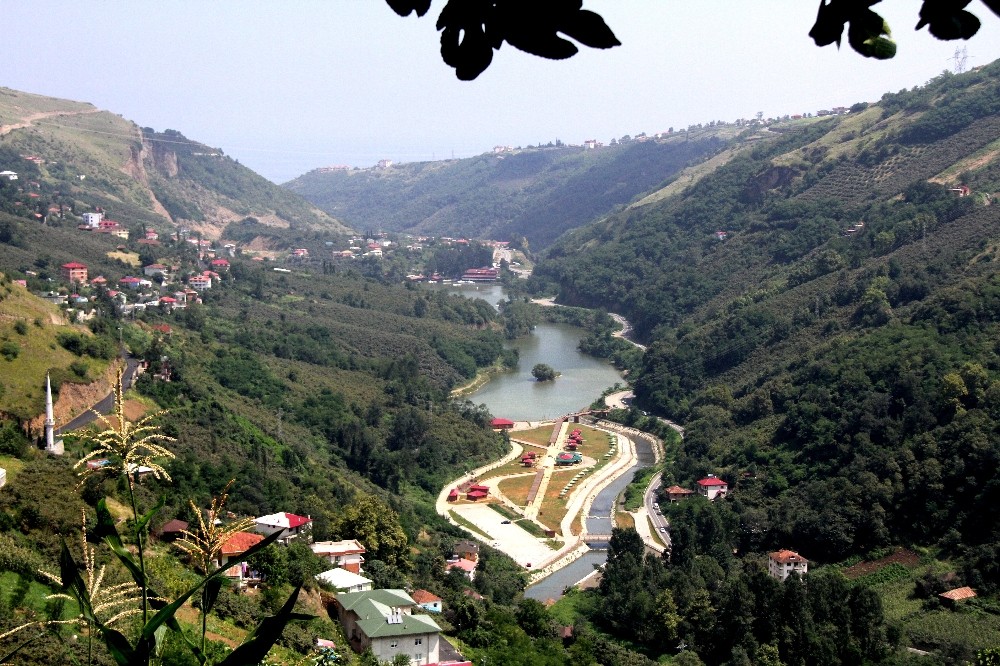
[338,589,442,638]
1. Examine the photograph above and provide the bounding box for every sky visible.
[3,1,1000,184]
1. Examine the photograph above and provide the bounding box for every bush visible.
[531,363,556,381]
[0,341,19,361]
[13,320,27,335]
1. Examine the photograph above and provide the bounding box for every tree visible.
[531,363,556,382]
[387,0,1000,79]
[333,494,408,566]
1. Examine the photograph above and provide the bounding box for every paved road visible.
[644,473,671,549]
[56,356,140,434]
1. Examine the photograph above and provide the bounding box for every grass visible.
[511,426,555,447]
[647,516,666,548]
[497,473,538,506]
[0,571,76,620]
[481,452,544,479]
[106,251,140,267]
[487,503,519,520]
[615,512,634,530]
[515,518,546,538]
[449,510,493,540]
[0,282,113,419]
[548,586,601,626]
[0,454,25,481]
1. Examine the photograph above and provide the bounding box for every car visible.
[501,520,511,524]
[659,527,666,533]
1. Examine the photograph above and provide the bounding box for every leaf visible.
[437,0,496,80]
[99,626,139,666]
[136,495,167,536]
[809,0,848,47]
[216,585,311,666]
[202,577,225,615]
[983,0,1000,19]
[384,0,431,17]
[557,9,620,49]
[95,499,146,589]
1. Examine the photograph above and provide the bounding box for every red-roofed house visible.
[61,262,88,284]
[664,485,694,502]
[768,549,808,581]
[254,512,313,544]
[939,586,977,605]
[217,531,264,584]
[446,558,477,580]
[696,475,728,500]
[210,258,230,270]
[447,488,459,502]
[188,275,212,290]
[412,589,443,613]
[311,539,366,573]
[490,418,515,430]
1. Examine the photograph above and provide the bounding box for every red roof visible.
[697,477,728,487]
[62,262,87,269]
[490,418,515,427]
[469,484,489,492]
[220,531,264,556]
[158,518,189,534]
[412,589,442,604]
[159,297,177,303]
[769,549,807,564]
[939,586,976,601]
[467,489,488,499]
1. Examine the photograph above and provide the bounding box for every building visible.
[453,540,479,562]
[939,587,977,605]
[490,418,515,430]
[696,475,728,500]
[412,590,443,614]
[466,484,489,501]
[156,518,189,542]
[254,512,312,544]
[311,539,366,573]
[44,374,64,455]
[61,262,88,284]
[0,170,18,181]
[143,264,169,278]
[664,485,694,502]
[332,589,441,665]
[316,567,373,593]
[216,531,264,585]
[445,558,477,581]
[768,549,808,581]
[188,274,212,290]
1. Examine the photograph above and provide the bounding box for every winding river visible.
[431,283,652,602]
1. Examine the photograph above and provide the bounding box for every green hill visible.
[0,87,351,243]
[284,129,737,249]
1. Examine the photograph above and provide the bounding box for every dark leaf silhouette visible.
[437,0,495,80]
[983,0,1000,18]
[385,0,431,17]
[916,1,981,40]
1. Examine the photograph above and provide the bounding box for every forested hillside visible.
[284,131,734,249]
[526,60,1000,660]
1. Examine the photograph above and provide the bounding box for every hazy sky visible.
[3,1,1000,183]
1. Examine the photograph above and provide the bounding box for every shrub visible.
[0,341,20,361]
[12,320,27,335]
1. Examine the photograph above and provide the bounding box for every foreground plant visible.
[57,369,310,665]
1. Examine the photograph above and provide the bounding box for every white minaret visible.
[44,374,64,455]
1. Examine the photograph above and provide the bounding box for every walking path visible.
[0,108,100,137]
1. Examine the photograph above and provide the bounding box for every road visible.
[644,473,671,549]
[56,356,140,434]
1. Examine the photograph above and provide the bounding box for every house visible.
[412,590,442,614]
[210,258,230,270]
[119,276,143,290]
[466,484,489,501]
[61,262,88,284]
[143,264,169,278]
[188,275,212,290]
[0,171,18,181]
[461,267,498,282]
[768,549,808,581]
[156,518,189,542]
[311,539,366,573]
[316,567,373,593]
[696,475,728,500]
[445,558,477,581]
[490,418,515,430]
[216,531,264,585]
[332,589,441,665]
[447,488,460,502]
[82,212,102,228]
[254,512,312,544]
[939,586,976,605]
[664,485,694,502]
[453,540,479,563]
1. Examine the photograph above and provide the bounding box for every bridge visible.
[582,534,612,544]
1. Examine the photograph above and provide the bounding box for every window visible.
[414,638,423,645]
[389,640,398,648]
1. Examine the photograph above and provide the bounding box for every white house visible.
[333,589,441,666]
[315,567,372,593]
[311,539,366,573]
[769,549,808,581]
[412,590,442,614]
[253,512,312,545]
[0,171,18,181]
[696,475,728,500]
[82,212,102,228]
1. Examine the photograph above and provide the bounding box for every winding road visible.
[56,356,140,434]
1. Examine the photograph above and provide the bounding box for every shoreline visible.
[449,362,511,398]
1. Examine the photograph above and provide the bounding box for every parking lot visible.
[449,503,556,568]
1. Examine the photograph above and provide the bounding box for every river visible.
[430,283,649,602]
[436,284,623,421]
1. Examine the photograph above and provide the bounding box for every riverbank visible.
[449,361,511,398]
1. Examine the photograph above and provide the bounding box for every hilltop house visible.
[768,549,808,581]
[61,262,88,284]
[216,532,264,586]
[696,475,728,500]
[311,539,366,573]
[412,590,443,614]
[254,512,312,544]
[316,567,373,593]
[332,589,442,665]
